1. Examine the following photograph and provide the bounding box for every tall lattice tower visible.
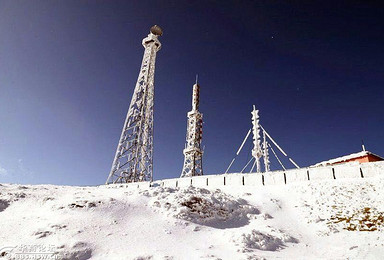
[180,80,203,177]
[106,25,163,184]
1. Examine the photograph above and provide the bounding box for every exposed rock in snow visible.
[0,199,10,212]
[58,242,93,260]
[147,186,260,228]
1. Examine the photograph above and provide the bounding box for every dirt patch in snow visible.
[289,179,384,235]
[328,207,384,232]
[147,186,260,228]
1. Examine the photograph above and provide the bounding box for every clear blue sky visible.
[0,1,383,185]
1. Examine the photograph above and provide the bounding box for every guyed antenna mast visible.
[225,105,299,173]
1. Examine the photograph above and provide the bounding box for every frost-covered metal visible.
[106,25,162,184]
[226,106,299,173]
[262,130,270,172]
[180,82,203,177]
[251,106,263,173]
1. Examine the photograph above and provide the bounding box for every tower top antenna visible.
[195,74,198,85]
[150,25,163,36]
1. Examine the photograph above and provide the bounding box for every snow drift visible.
[1,173,384,259]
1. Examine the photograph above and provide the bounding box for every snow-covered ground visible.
[1,174,384,259]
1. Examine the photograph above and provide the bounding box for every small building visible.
[313,151,384,167]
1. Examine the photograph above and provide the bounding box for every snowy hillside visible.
[1,174,384,259]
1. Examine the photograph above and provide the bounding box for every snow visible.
[1,175,384,259]
[313,151,383,167]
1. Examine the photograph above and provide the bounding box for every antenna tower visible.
[106,25,163,184]
[251,105,263,173]
[226,105,299,174]
[180,80,204,177]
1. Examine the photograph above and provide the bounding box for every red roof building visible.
[313,151,384,167]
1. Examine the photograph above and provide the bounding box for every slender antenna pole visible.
[268,143,286,170]
[263,129,270,172]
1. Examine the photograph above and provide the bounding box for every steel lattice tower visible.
[106,25,162,184]
[180,81,203,177]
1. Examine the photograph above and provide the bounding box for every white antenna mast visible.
[251,105,263,173]
[180,79,204,177]
[263,129,270,172]
[226,106,299,174]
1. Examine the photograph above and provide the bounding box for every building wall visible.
[334,154,383,164]
[103,161,384,189]
[106,161,384,189]
[367,154,382,162]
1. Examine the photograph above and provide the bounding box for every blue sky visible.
[0,1,383,185]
